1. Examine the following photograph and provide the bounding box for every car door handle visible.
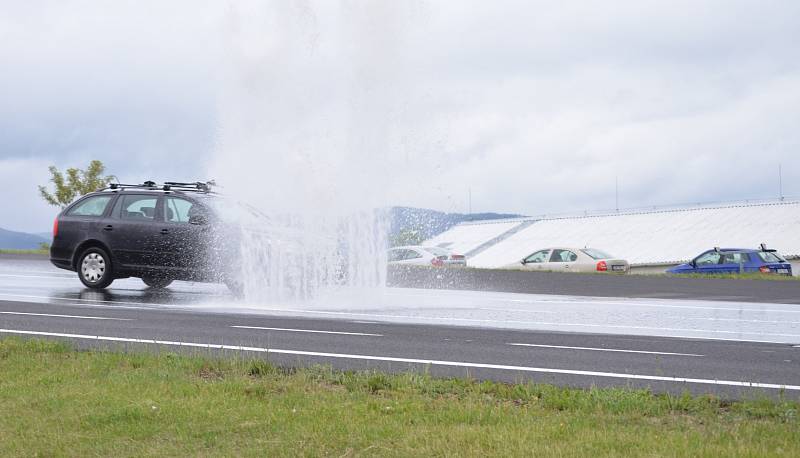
[160,229,169,235]
[103,225,113,231]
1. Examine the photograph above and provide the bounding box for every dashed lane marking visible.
[230,325,382,337]
[0,328,797,391]
[508,343,703,357]
[0,311,131,321]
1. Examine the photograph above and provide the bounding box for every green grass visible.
[0,248,48,255]
[1,338,798,456]
[477,265,799,281]
[664,272,800,281]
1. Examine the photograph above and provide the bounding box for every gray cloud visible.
[1,1,799,232]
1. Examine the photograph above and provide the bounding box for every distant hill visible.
[0,227,49,250]
[389,207,524,244]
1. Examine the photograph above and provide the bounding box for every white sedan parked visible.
[510,247,629,273]
[388,246,467,267]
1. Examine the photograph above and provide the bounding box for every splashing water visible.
[207,2,426,302]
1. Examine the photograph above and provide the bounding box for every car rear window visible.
[66,195,112,217]
[757,252,785,263]
[581,248,613,260]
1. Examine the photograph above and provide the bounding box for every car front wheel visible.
[78,247,114,289]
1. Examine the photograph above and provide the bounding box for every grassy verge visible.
[0,248,48,255]
[664,272,799,281]
[479,265,799,281]
[1,338,798,456]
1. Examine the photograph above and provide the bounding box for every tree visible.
[38,160,116,208]
[390,229,424,247]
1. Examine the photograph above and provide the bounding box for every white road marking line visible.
[507,343,704,357]
[1,269,74,275]
[0,328,797,391]
[0,274,73,280]
[688,317,800,324]
[0,311,131,321]
[491,297,800,312]
[477,308,558,314]
[478,305,800,324]
[481,308,800,325]
[251,308,800,339]
[0,291,227,309]
[479,299,800,314]
[356,290,800,312]
[230,326,382,337]
[0,291,185,311]
[667,335,798,345]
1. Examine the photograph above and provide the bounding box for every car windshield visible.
[580,248,613,260]
[199,196,270,224]
[424,247,450,257]
[757,251,785,263]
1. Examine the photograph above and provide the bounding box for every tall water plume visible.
[207,2,427,301]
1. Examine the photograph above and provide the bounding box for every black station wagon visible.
[50,181,239,292]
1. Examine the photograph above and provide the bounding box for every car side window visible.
[388,249,403,262]
[164,197,194,223]
[524,250,550,263]
[404,249,422,260]
[117,195,158,221]
[721,253,749,264]
[67,195,112,217]
[695,251,721,265]
[550,249,578,262]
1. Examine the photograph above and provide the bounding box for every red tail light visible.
[431,258,444,267]
[52,218,59,238]
[596,261,608,272]
[759,266,770,273]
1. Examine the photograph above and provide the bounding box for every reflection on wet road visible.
[1,256,799,344]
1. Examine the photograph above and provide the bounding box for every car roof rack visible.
[103,180,218,194]
[759,243,778,253]
[163,181,217,193]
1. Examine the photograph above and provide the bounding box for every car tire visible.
[77,247,114,289]
[142,276,173,289]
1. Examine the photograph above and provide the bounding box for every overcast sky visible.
[2,1,799,232]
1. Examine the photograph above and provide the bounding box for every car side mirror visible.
[690,260,697,268]
[520,260,526,265]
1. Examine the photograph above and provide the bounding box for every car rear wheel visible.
[142,276,173,289]
[78,247,114,289]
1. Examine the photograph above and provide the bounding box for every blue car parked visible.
[667,247,793,276]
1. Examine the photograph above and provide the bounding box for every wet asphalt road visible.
[1,254,799,399]
[387,264,800,304]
